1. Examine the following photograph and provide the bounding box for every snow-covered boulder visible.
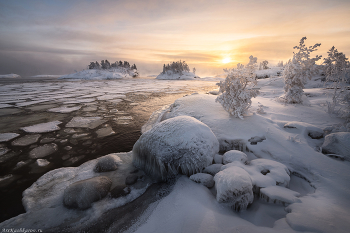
[132,116,219,181]
[63,176,112,210]
[213,154,223,164]
[260,186,300,205]
[156,71,199,80]
[189,173,215,188]
[214,166,254,211]
[203,164,223,176]
[322,132,350,160]
[94,154,121,173]
[222,150,248,164]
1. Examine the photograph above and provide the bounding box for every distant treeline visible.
[162,60,190,74]
[88,60,137,70]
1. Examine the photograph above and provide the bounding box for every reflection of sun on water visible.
[222,57,231,64]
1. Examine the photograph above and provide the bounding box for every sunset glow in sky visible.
[0,0,349,76]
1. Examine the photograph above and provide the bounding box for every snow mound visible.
[0,74,21,78]
[214,166,254,211]
[94,154,121,173]
[189,173,215,188]
[222,150,248,164]
[260,186,300,205]
[156,71,199,80]
[255,67,283,79]
[284,121,324,139]
[21,121,62,133]
[203,164,223,176]
[59,68,137,80]
[63,176,112,210]
[213,154,223,164]
[322,132,350,160]
[132,116,219,181]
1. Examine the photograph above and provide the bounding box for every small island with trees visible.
[156,60,199,80]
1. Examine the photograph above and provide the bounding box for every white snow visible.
[189,173,215,188]
[0,74,21,78]
[0,133,20,142]
[260,186,300,205]
[21,121,62,133]
[322,132,350,160]
[156,71,199,80]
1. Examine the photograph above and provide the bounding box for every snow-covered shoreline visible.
[59,68,138,80]
[0,74,21,78]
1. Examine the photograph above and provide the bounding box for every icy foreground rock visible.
[222,150,248,164]
[189,173,215,188]
[214,166,254,211]
[322,132,350,160]
[63,176,112,210]
[132,116,219,181]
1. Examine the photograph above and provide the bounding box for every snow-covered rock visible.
[203,164,223,176]
[59,68,138,80]
[21,121,62,133]
[213,154,223,164]
[156,71,199,80]
[189,173,215,188]
[322,132,350,160]
[94,154,121,173]
[222,150,248,164]
[63,176,112,210]
[214,166,254,211]
[132,115,219,181]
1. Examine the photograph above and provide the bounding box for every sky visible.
[0,0,349,77]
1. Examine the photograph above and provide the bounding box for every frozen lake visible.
[0,77,217,222]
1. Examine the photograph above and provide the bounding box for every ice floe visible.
[0,133,20,142]
[21,121,62,133]
[66,117,106,129]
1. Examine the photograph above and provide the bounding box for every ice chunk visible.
[260,186,300,205]
[21,121,62,133]
[71,133,89,139]
[133,116,219,181]
[0,133,20,142]
[214,166,254,211]
[36,159,50,167]
[66,117,107,129]
[94,154,121,173]
[12,134,41,146]
[203,164,223,176]
[95,125,115,138]
[62,155,85,166]
[222,150,248,164]
[0,146,10,156]
[322,132,350,160]
[189,173,215,188]
[40,138,55,143]
[48,105,81,113]
[63,176,112,210]
[29,143,58,159]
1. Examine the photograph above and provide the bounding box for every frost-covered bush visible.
[279,37,322,104]
[216,55,259,119]
[277,61,284,67]
[259,60,269,70]
[323,46,350,119]
[162,60,190,75]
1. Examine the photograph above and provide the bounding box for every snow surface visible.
[156,71,200,80]
[0,74,20,78]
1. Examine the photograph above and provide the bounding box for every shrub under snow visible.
[279,37,322,104]
[216,55,259,119]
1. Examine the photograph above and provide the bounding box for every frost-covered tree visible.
[277,61,284,67]
[95,61,100,69]
[162,60,191,74]
[88,62,95,69]
[193,67,196,75]
[262,60,269,69]
[323,46,350,118]
[216,55,259,119]
[279,37,322,104]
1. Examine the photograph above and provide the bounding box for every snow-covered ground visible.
[59,68,138,80]
[0,70,349,232]
[0,74,21,78]
[156,70,199,80]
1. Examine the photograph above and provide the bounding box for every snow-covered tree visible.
[216,55,259,119]
[88,62,95,69]
[262,60,269,69]
[162,60,191,74]
[279,37,322,104]
[277,61,284,67]
[323,46,350,118]
[193,67,196,75]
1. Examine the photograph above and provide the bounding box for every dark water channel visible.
[0,77,216,223]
